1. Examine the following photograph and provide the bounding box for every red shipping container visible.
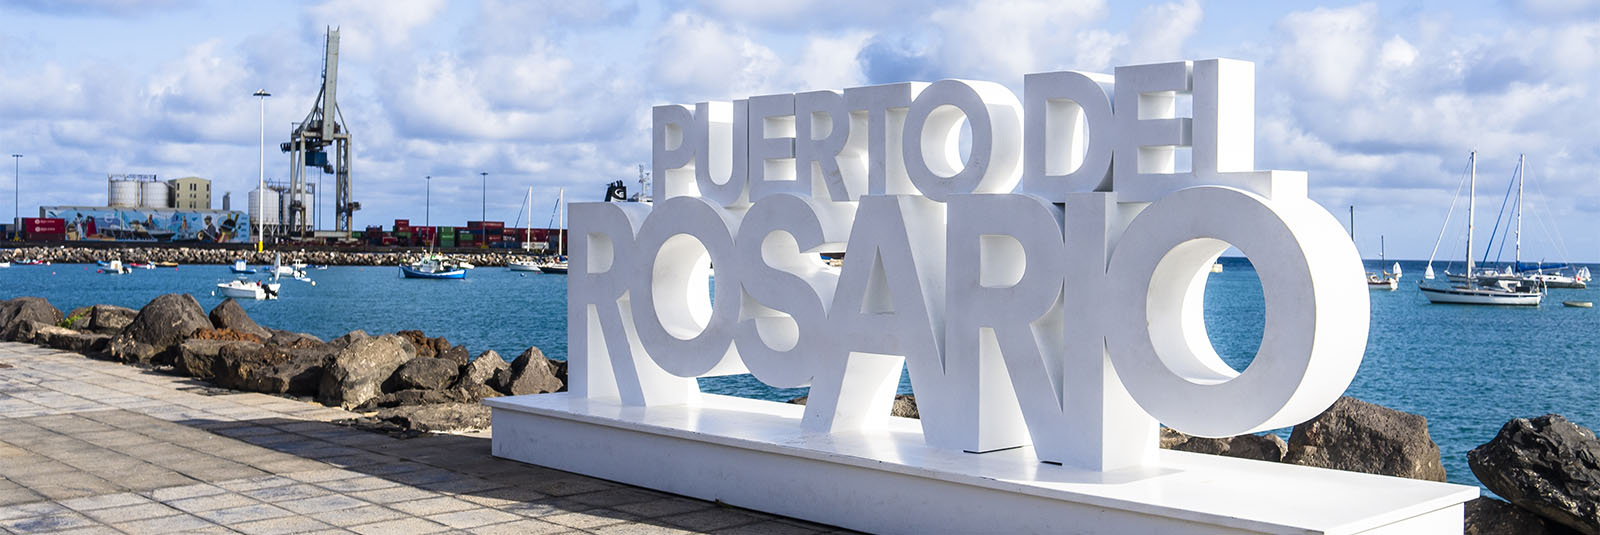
[23,218,65,234]
[486,234,503,242]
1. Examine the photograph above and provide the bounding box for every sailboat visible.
[539,187,568,274]
[509,187,542,272]
[1444,155,1585,289]
[1352,207,1399,290]
[1420,151,1543,306]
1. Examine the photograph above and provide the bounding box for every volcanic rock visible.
[264,329,324,349]
[207,298,271,340]
[329,330,369,350]
[107,294,210,365]
[35,327,111,354]
[1284,396,1447,481]
[214,343,332,395]
[84,305,137,335]
[318,334,411,409]
[189,328,264,343]
[490,346,562,395]
[789,394,920,419]
[1161,427,1287,462]
[388,357,459,392]
[374,402,491,433]
[456,350,509,392]
[174,340,253,380]
[1468,414,1600,534]
[1464,497,1577,535]
[355,388,477,411]
[1,298,64,341]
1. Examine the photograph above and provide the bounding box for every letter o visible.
[1104,186,1368,437]
[630,196,746,377]
[902,79,1023,202]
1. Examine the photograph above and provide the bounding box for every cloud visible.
[650,11,783,98]
[926,0,1109,81]
[1273,3,1379,101]
[1124,0,1203,64]
[304,0,446,60]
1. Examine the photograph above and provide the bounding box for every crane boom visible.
[279,26,357,237]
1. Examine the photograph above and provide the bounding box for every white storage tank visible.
[139,181,171,208]
[248,189,281,227]
[108,179,140,207]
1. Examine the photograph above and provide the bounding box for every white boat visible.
[216,279,280,300]
[508,187,544,272]
[0,262,9,268]
[1444,155,1586,290]
[508,259,542,272]
[1420,151,1543,306]
[230,259,253,274]
[100,260,132,275]
[1352,206,1399,291]
[539,187,568,275]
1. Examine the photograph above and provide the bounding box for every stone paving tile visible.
[610,497,715,519]
[591,522,699,535]
[466,518,572,535]
[193,502,296,524]
[347,516,452,535]
[308,504,409,527]
[388,495,480,516]
[0,510,99,533]
[275,493,369,515]
[57,491,149,511]
[146,482,225,502]
[543,510,642,530]
[114,512,223,533]
[81,502,182,523]
[658,508,767,532]
[241,482,334,503]
[425,507,525,529]
[164,491,259,513]
[232,514,337,535]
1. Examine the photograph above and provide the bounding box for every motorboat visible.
[508,259,542,272]
[539,258,568,274]
[98,260,132,275]
[14,259,47,266]
[0,262,9,268]
[230,259,254,274]
[154,261,179,268]
[127,262,156,269]
[1420,151,1543,306]
[216,279,280,300]
[400,254,467,279]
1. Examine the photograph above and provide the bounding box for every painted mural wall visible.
[41,206,249,243]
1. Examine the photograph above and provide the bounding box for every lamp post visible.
[480,171,487,224]
[9,154,19,233]
[253,89,271,253]
[425,175,432,247]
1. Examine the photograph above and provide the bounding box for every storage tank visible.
[248,189,281,227]
[108,179,140,208]
[139,181,171,208]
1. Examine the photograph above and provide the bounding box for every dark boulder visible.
[107,294,210,365]
[188,328,264,343]
[63,306,92,330]
[329,330,369,350]
[456,350,509,392]
[1468,414,1600,534]
[1161,427,1287,462]
[355,388,477,411]
[388,357,459,392]
[1465,497,1577,535]
[318,334,411,409]
[175,340,254,380]
[207,298,271,340]
[84,305,137,335]
[5,320,54,345]
[490,346,563,395]
[38,328,111,354]
[213,344,332,395]
[374,402,491,433]
[1284,396,1447,481]
[395,330,456,360]
[1,298,64,341]
[264,329,324,349]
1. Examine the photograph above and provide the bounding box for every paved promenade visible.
[0,342,840,534]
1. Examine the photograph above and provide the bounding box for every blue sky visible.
[2,0,1598,262]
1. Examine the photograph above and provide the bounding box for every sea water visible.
[3,257,1597,490]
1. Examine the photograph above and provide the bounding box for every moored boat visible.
[230,259,253,274]
[1420,151,1543,306]
[400,254,467,279]
[216,279,280,300]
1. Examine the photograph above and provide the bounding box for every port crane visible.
[280,27,357,236]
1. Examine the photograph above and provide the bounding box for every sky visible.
[1,0,1598,262]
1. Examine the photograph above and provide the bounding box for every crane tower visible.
[280,27,357,235]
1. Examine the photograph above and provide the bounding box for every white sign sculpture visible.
[491,59,1477,534]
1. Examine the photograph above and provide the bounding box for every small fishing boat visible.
[400,254,467,279]
[1563,300,1592,308]
[98,260,132,275]
[154,261,179,268]
[508,259,542,272]
[216,279,280,300]
[127,262,156,270]
[230,259,254,274]
[0,262,10,268]
[14,259,47,266]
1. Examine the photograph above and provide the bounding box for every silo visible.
[248,189,281,227]
[285,191,315,228]
[139,181,171,208]
[108,178,140,207]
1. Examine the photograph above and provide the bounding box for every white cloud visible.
[1124,0,1203,64]
[927,0,1109,81]
[1273,3,1378,101]
[305,0,446,60]
[650,11,783,98]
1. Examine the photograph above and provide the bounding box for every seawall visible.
[0,245,551,267]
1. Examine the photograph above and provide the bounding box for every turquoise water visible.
[3,257,1597,490]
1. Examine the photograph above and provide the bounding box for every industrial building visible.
[29,173,247,243]
[170,177,211,209]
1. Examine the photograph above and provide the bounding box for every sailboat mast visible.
[525,187,532,244]
[558,188,565,257]
[1467,151,1476,277]
[1515,154,1524,269]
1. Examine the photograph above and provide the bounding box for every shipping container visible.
[22,218,66,234]
[381,236,398,246]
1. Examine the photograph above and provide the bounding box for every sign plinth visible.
[490,394,1475,534]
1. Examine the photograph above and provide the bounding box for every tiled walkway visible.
[0,343,841,534]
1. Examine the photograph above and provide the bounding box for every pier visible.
[0,342,838,534]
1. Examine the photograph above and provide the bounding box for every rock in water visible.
[388,358,459,392]
[84,305,137,335]
[456,350,509,392]
[0,298,64,341]
[1284,396,1447,481]
[1161,428,1288,463]
[1468,414,1600,535]
[107,294,210,365]
[374,403,491,433]
[1464,497,1574,535]
[318,335,411,409]
[208,298,272,340]
[490,346,562,395]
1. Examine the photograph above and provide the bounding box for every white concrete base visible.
[487,393,1477,534]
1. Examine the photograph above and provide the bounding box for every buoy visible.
[1563,301,1592,308]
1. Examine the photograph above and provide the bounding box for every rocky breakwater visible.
[0,294,566,436]
[0,245,552,267]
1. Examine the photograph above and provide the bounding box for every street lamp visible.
[425,175,433,247]
[480,171,487,224]
[253,89,271,253]
[9,154,20,232]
